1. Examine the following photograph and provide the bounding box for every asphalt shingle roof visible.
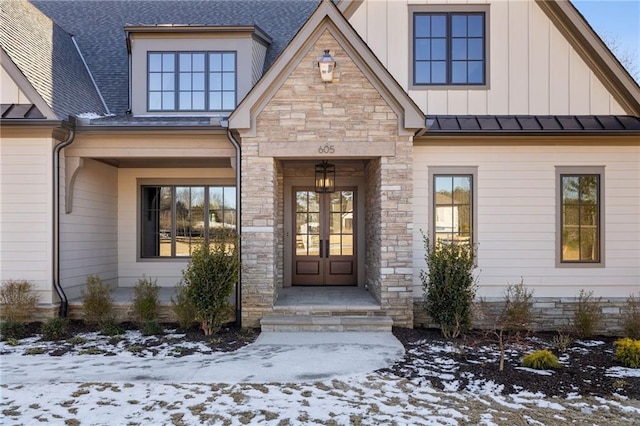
[29,0,319,116]
[1,0,107,119]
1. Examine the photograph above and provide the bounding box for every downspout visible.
[52,118,76,317]
[224,125,242,327]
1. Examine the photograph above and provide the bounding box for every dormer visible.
[126,25,272,117]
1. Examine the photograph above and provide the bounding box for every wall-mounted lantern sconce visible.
[318,49,336,83]
[315,160,336,193]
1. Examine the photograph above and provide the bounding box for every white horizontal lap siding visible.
[59,159,117,300]
[349,0,625,116]
[117,168,236,289]
[0,137,53,302]
[413,144,640,300]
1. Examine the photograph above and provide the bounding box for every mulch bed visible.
[388,327,640,400]
[9,321,640,400]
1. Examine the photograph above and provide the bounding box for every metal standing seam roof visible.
[29,0,320,116]
[425,115,640,134]
[1,104,46,119]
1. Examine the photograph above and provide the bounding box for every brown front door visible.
[292,187,356,286]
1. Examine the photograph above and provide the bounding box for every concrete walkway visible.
[0,332,405,384]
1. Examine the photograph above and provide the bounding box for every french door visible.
[292,187,356,286]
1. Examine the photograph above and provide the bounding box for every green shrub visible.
[181,237,240,336]
[421,234,477,339]
[81,275,115,327]
[614,338,640,368]
[171,282,197,330]
[141,319,164,336]
[0,280,39,322]
[40,317,69,341]
[0,320,27,341]
[572,290,602,339]
[99,319,124,337]
[623,294,640,339]
[132,276,160,326]
[522,349,562,370]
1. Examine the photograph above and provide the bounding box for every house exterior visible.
[1,0,639,332]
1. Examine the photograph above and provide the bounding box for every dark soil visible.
[386,327,640,400]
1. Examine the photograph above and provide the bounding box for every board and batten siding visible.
[1,66,29,104]
[59,158,118,300]
[349,0,627,116]
[0,136,53,302]
[413,143,640,299]
[117,167,236,288]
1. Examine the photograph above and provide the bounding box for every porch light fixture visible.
[318,49,336,83]
[315,160,336,193]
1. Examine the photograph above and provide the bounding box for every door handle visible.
[325,239,330,258]
[319,239,324,258]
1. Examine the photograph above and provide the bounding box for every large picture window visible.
[148,51,236,112]
[433,174,473,245]
[412,11,486,86]
[141,185,236,258]
[558,171,602,264]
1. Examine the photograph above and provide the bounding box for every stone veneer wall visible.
[364,159,382,303]
[238,30,414,327]
[413,298,637,336]
[240,143,279,326]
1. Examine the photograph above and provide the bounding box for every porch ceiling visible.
[95,157,233,168]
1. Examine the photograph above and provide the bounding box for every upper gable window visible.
[148,51,236,112]
[409,5,488,89]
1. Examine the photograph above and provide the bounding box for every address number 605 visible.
[318,145,335,154]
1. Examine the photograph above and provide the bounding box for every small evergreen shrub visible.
[132,276,160,326]
[522,349,562,370]
[421,233,477,339]
[141,319,164,336]
[614,338,640,368]
[0,279,39,322]
[81,275,115,327]
[171,282,197,330]
[0,320,27,341]
[572,290,602,339]
[623,294,640,339]
[40,317,69,341]
[99,319,124,337]
[181,235,240,336]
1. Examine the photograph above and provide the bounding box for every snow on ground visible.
[1,330,640,425]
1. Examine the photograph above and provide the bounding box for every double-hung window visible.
[141,185,236,258]
[148,52,236,112]
[430,167,477,246]
[557,167,604,266]
[412,10,486,86]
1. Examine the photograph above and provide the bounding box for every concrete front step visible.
[260,315,393,332]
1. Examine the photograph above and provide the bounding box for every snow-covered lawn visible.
[2,329,639,425]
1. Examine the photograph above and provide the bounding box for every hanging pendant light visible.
[315,160,335,193]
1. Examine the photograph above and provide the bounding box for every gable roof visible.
[535,0,639,115]
[30,0,319,116]
[229,0,425,134]
[1,0,106,119]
